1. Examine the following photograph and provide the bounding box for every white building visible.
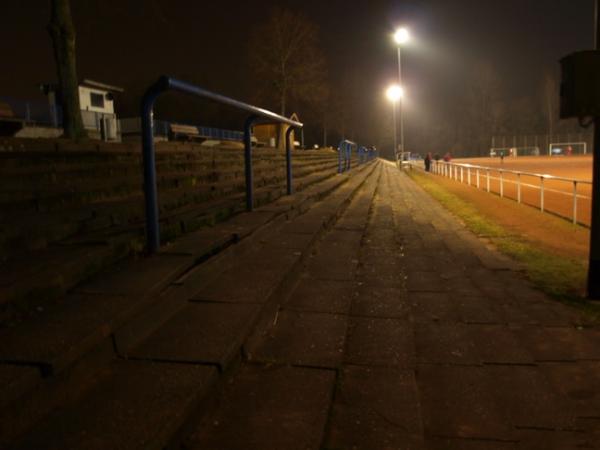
[43,79,124,141]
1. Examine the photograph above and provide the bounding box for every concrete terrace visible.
[2,159,600,449]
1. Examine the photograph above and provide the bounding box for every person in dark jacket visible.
[424,153,432,172]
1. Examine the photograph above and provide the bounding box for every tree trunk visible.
[280,86,286,117]
[48,0,86,139]
[547,93,554,141]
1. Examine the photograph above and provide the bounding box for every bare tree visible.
[506,97,542,135]
[314,84,331,147]
[247,8,327,116]
[48,0,86,139]
[466,62,503,155]
[542,71,559,139]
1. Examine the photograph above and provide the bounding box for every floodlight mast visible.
[394,27,410,158]
[386,85,403,164]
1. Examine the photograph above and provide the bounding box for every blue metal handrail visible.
[141,75,303,254]
[338,139,357,173]
[358,146,368,164]
[368,147,378,161]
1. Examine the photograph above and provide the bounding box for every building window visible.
[90,92,105,108]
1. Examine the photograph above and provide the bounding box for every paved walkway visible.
[187,162,600,449]
[5,161,600,449]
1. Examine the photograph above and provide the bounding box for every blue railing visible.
[198,126,243,141]
[358,146,368,164]
[338,140,356,173]
[338,141,378,173]
[140,76,303,254]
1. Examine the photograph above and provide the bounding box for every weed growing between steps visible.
[407,171,600,323]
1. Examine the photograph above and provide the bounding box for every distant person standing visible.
[500,150,504,163]
[424,153,432,172]
[443,152,452,162]
[566,145,573,156]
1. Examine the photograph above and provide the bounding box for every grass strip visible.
[408,170,599,322]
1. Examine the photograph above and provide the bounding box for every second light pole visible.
[394,27,410,158]
[386,85,404,165]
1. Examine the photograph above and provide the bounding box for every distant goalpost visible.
[489,146,540,157]
[549,142,587,156]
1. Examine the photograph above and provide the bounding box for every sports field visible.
[445,155,593,226]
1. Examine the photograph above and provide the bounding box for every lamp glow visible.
[386,85,404,102]
[394,27,410,45]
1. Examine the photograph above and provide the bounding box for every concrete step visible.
[0,158,339,212]
[115,163,378,359]
[181,165,382,448]
[186,364,335,450]
[11,359,218,450]
[244,168,381,370]
[0,149,338,181]
[0,156,338,195]
[1,160,379,450]
[0,164,345,309]
[0,243,124,311]
[0,160,341,258]
[0,160,376,406]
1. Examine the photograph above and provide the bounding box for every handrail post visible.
[476,169,480,189]
[517,173,522,203]
[141,79,168,254]
[285,126,294,195]
[487,169,490,192]
[338,141,343,173]
[346,142,352,171]
[244,116,258,211]
[540,176,545,212]
[573,180,578,224]
[500,170,504,198]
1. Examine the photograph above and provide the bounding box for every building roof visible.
[40,79,125,95]
[80,79,125,93]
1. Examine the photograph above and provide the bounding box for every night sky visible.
[0,0,595,153]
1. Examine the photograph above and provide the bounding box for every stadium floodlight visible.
[394,27,410,45]
[386,84,404,102]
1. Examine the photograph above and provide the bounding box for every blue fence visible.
[198,126,243,141]
[338,140,378,173]
[0,96,62,126]
[152,120,170,137]
[146,120,243,142]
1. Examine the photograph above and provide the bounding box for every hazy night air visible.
[0,0,594,154]
[4,2,600,448]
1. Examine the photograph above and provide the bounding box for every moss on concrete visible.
[408,170,600,322]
